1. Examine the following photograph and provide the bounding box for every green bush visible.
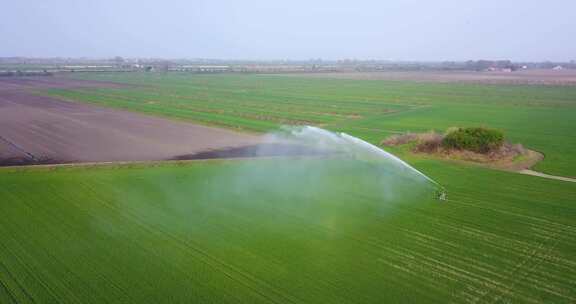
[442,127,504,153]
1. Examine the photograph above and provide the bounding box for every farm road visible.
[519,170,576,183]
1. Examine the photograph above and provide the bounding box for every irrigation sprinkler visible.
[435,187,447,201]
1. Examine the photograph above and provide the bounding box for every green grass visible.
[46,73,576,177]
[0,159,574,303]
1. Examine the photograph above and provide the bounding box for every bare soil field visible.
[281,69,576,85]
[0,77,260,165]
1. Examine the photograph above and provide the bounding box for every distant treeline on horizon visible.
[1,57,575,74]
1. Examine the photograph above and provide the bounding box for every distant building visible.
[486,66,513,72]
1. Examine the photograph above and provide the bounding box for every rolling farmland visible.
[0,72,575,303]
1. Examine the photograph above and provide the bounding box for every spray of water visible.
[106,125,446,239]
[264,126,446,200]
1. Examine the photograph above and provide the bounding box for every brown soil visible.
[0,77,261,166]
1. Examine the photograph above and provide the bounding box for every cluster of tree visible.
[442,127,504,154]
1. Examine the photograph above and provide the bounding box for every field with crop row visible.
[46,73,576,176]
[0,159,575,303]
[1,72,573,303]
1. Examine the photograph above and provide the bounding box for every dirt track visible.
[0,77,260,165]
[519,170,576,183]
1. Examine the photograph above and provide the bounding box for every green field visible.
[1,158,575,303]
[47,73,576,176]
[1,73,575,303]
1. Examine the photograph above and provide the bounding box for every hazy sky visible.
[2,0,575,61]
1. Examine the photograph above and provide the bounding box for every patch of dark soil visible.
[0,156,70,167]
[171,143,330,160]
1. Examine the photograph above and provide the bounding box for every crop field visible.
[1,73,575,303]
[0,158,575,303]
[46,73,576,176]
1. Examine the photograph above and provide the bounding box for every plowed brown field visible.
[0,77,259,165]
